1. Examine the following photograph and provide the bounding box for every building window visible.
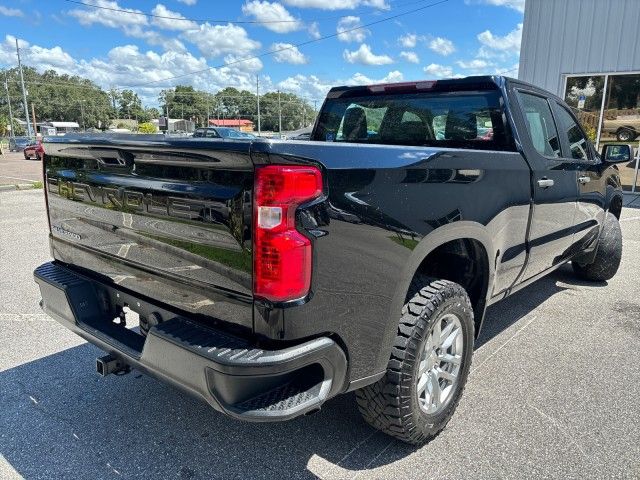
[565,73,640,192]
[564,76,604,144]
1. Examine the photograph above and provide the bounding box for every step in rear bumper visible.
[33,261,347,421]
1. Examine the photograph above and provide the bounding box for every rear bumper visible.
[34,261,347,421]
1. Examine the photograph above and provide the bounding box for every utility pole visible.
[302,102,306,129]
[16,38,32,137]
[256,76,261,136]
[31,103,37,135]
[277,90,282,134]
[4,71,14,138]
[80,101,85,131]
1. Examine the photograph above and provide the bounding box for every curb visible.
[0,183,41,192]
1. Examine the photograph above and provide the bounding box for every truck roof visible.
[325,75,517,99]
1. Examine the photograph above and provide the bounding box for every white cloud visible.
[429,37,456,56]
[242,1,303,33]
[347,70,403,85]
[177,0,197,4]
[68,0,181,51]
[467,0,525,13]
[182,23,261,58]
[223,54,264,73]
[69,0,148,32]
[150,4,198,31]
[0,6,24,17]
[278,74,333,99]
[337,16,369,43]
[456,59,492,69]
[69,1,262,57]
[271,43,308,64]
[277,70,403,100]
[424,63,453,78]
[495,63,519,77]
[308,21,321,39]
[400,51,419,64]
[398,33,417,48]
[0,35,264,106]
[477,23,522,53]
[281,0,389,10]
[343,44,392,65]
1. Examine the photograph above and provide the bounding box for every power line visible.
[63,0,429,25]
[119,0,449,89]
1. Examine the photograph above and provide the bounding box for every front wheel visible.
[572,212,622,281]
[355,278,474,445]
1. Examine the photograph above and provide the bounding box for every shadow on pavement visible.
[0,264,600,479]
[477,263,607,349]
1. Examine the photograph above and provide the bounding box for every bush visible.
[584,124,597,142]
[138,122,157,134]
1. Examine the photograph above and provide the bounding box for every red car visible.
[24,142,44,160]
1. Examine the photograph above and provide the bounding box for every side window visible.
[193,129,204,138]
[554,104,591,161]
[517,92,561,157]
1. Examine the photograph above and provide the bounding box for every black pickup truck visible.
[34,76,629,444]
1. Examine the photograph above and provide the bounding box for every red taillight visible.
[253,165,323,302]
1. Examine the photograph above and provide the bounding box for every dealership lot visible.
[1,189,640,479]
[0,151,43,187]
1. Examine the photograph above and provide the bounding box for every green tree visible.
[0,67,114,129]
[118,90,144,120]
[0,114,8,136]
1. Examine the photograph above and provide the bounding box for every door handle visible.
[537,178,555,188]
[578,176,591,184]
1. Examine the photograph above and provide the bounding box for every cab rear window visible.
[313,89,514,151]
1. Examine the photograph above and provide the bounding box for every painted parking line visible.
[0,175,39,183]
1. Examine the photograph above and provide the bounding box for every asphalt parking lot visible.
[1,189,640,480]
[0,151,43,187]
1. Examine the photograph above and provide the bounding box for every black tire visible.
[355,277,474,445]
[616,128,636,142]
[572,212,622,281]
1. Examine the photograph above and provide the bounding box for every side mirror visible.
[601,144,634,163]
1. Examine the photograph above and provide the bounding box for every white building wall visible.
[519,0,640,95]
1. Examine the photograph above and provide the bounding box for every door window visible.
[554,104,591,160]
[517,92,561,158]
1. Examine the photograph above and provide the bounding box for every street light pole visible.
[277,90,282,134]
[4,71,14,138]
[256,76,261,136]
[15,38,32,137]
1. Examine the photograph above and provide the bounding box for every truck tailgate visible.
[43,136,254,331]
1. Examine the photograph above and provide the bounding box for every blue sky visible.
[0,0,524,105]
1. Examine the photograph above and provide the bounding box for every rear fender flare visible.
[375,221,496,376]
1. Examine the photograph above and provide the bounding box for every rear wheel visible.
[572,212,622,281]
[616,128,636,142]
[355,278,474,445]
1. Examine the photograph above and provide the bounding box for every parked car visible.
[291,132,311,140]
[9,136,34,152]
[23,141,44,160]
[193,126,255,139]
[34,76,626,445]
[602,116,640,141]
